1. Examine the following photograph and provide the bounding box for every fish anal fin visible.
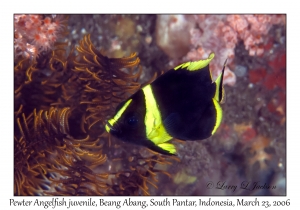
[156,142,177,155]
[145,141,177,156]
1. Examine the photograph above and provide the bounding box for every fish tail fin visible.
[213,59,227,103]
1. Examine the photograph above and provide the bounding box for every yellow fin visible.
[174,53,215,71]
[213,58,227,102]
[211,98,223,135]
[157,142,177,155]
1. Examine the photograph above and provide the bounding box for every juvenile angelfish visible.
[105,53,225,155]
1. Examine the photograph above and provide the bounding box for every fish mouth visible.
[105,121,120,135]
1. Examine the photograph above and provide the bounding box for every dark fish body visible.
[106,53,225,155]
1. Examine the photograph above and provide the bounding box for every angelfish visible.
[105,53,226,155]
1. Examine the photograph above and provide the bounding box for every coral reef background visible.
[14,14,286,196]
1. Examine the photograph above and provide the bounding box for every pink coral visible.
[227,14,285,56]
[14,14,66,60]
[184,14,285,86]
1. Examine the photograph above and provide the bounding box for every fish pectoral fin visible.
[163,113,181,136]
[156,142,177,155]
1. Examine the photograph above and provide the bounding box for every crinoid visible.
[14,44,70,117]
[14,33,174,196]
[72,34,142,133]
[14,107,108,195]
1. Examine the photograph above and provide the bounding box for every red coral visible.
[268,52,286,74]
[264,51,286,90]
[249,68,267,84]
[248,49,286,120]
[267,100,278,115]
[249,50,286,92]
[183,14,285,86]
[262,38,274,51]
[276,70,286,90]
[264,74,278,90]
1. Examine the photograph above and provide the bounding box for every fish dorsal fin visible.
[174,53,215,71]
[213,59,227,103]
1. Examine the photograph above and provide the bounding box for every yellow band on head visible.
[105,99,132,133]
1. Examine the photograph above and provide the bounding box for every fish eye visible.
[126,116,138,126]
